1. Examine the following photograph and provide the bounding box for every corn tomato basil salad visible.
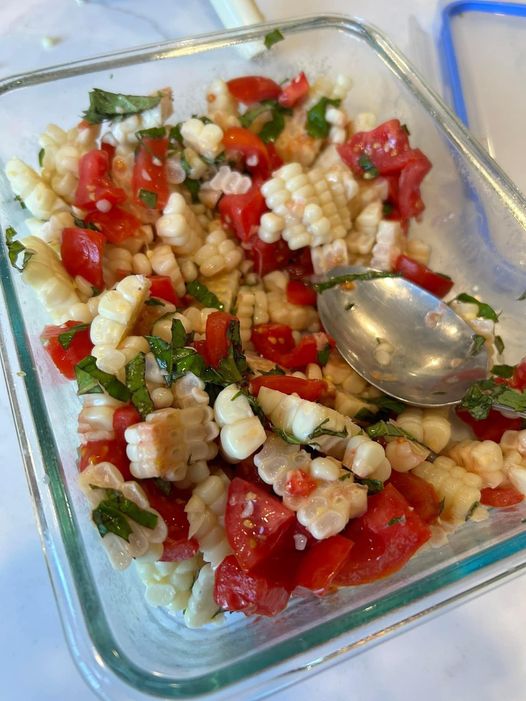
[4,69,526,628]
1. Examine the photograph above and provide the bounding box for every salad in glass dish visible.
[4,68,526,629]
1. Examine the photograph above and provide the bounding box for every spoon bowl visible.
[316,266,488,407]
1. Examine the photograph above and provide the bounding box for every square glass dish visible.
[1,13,526,701]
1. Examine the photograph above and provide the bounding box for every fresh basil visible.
[495,335,505,355]
[258,365,286,376]
[354,475,385,494]
[75,355,131,401]
[465,500,479,521]
[14,195,26,209]
[366,419,420,443]
[382,202,394,216]
[82,88,162,124]
[469,334,486,356]
[368,395,406,415]
[264,28,284,49]
[358,154,379,180]
[5,225,35,272]
[183,177,201,203]
[517,290,526,301]
[38,147,45,167]
[145,298,165,307]
[168,123,184,147]
[312,270,399,294]
[92,487,158,541]
[73,216,100,231]
[454,293,499,322]
[186,280,224,310]
[387,515,405,526]
[271,426,305,445]
[491,364,514,379]
[135,126,166,141]
[460,378,526,420]
[57,323,90,350]
[316,343,331,367]
[138,188,158,209]
[306,97,341,139]
[309,417,348,440]
[125,352,154,418]
[240,100,291,143]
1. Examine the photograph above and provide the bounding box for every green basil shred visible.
[92,487,157,541]
[125,352,154,418]
[57,323,90,350]
[186,280,224,310]
[306,97,341,139]
[5,225,35,272]
[138,188,158,209]
[454,293,500,322]
[264,29,284,49]
[75,355,131,401]
[312,270,399,294]
[82,88,162,124]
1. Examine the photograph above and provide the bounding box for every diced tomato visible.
[225,478,295,572]
[398,150,432,220]
[295,535,353,593]
[226,76,281,104]
[214,555,290,616]
[281,335,319,369]
[113,405,142,443]
[193,339,212,366]
[132,136,169,210]
[100,140,116,164]
[250,375,327,401]
[286,279,317,306]
[278,71,309,108]
[266,141,283,171]
[234,455,274,493]
[251,323,296,364]
[388,470,442,524]
[285,469,317,498]
[41,320,93,380]
[78,439,133,481]
[223,127,271,180]
[139,480,199,561]
[85,206,140,245]
[61,226,105,289]
[510,358,526,390]
[146,275,182,306]
[336,484,430,586]
[394,255,453,298]
[456,407,523,443]
[74,149,126,212]
[219,182,268,242]
[285,246,314,280]
[480,485,524,507]
[205,311,235,368]
[245,236,290,276]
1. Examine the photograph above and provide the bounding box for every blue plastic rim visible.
[440,1,526,125]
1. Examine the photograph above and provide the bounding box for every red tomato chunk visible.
[222,127,271,180]
[394,255,454,299]
[85,206,140,244]
[79,439,133,481]
[61,226,105,290]
[278,71,309,108]
[250,375,327,402]
[295,535,354,594]
[113,404,142,442]
[456,407,523,443]
[41,321,93,380]
[286,279,317,306]
[132,136,169,210]
[480,486,524,508]
[226,76,281,104]
[205,311,235,368]
[147,275,182,306]
[75,148,126,212]
[388,469,442,524]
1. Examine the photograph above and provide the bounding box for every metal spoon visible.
[316,266,488,407]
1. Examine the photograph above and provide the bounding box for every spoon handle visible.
[493,403,526,420]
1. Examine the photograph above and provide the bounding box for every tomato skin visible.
[214,555,290,616]
[510,358,526,390]
[286,279,317,306]
[285,469,317,498]
[219,183,268,242]
[234,455,274,493]
[139,480,199,561]
[388,470,442,524]
[250,375,327,401]
[336,484,430,586]
[61,226,105,289]
[132,136,169,210]
[394,255,453,298]
[85,206,140,245]
[246,236,289,276]
[398,150,432,220]
[205,311,235,368]
[78,439,133,481]
[278,71,309,108]
[223,128,271,180]
[226,76,281,104]
[266,142,283,171]
[295,535,353,593]
[281,336,319,369]
[147,275,182,306]
[480,485,524,507]
[251,323,295,364]
[113,405,142,442]
[225,478,296,572]
[75,149,126,211]
[456,407,523,442]
[286,246,314,280]
[41,321,93,380]
[193,339,212,366]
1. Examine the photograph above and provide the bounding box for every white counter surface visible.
[1,1,525,699]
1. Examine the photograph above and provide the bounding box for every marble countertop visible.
[1,1,525,700]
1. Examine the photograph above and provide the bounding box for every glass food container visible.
[1,14,526,701]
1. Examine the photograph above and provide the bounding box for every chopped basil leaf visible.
[465,501,479,521]
[259,365,286,376]
[517,290,526,301]
[145,298,165,307]
[5,225,35,272]
[358,154,379,180]
[271,425,306,445]
[38,147,45,167]
[469,334,486,356]
[401,123,410,135]
[460,378,526,419]
[309,417,347,440]
[192,114,213,124]
[438,497,446,515]
[82,88,162,124]
[136,126,166,141]
[138,188,158,209]
[454,293,499,322]
[353,408,378,423]
[306,97,341,139]
[382,201,394,216]
[491,364,514,379]
[368,395,406,414]
[73,216,100,231]
[154,478,173,497]
[240,101,274,129]
[186,280,224,310]
[91,286,101,297]
[125,352,154,418]
[146,319,202,386]
[264,28,284,49]
[387,515,405,526]
[75,355,131,401]
[168,123,184,147]
[316,343,331,366]
[93,502,132,541]
[57,323,89,350]
[183,177,201,203]
[313,270,399,294]
[366,419,420,443]
[240,100,292,143]
[14,195,26,209]
[354,476,384,494]
[495,335,505,355]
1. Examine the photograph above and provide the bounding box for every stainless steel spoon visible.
[316,266,488,407]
